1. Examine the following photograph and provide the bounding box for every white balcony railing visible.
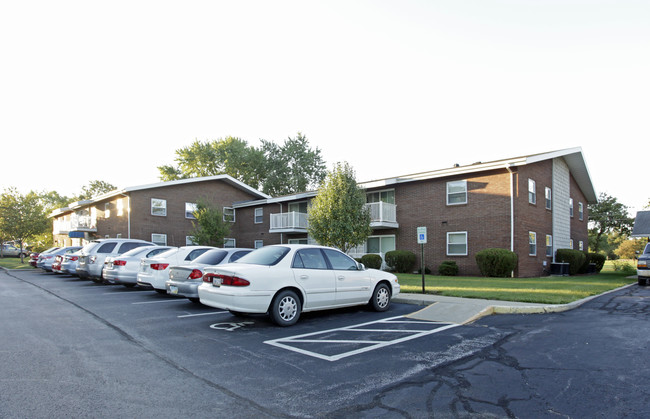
[366,202,397,225]
[269,211,309,232]
[53,214,97,235]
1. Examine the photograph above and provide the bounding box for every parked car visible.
[137,246,214,293]
[197,244,400,326]
[29,247,59,267]
[166,248,253,302]
[58,250,82,275]
[103,245,174,287]
[1,244,30,258]
[37,246,82,272]
[77,239,155,282]
[637,243,650,286]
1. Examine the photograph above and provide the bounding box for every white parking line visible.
[177,311,229,318]
[132,299,188,305]
[264,316,461,362]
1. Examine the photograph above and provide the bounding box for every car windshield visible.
[644,244,650,254]
[192,250,227,265]
[121,246,155,257]
[81,242,100,253]
[234,246,290,266]
[154,248,179,259]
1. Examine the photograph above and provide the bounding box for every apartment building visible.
[50,148,596,277]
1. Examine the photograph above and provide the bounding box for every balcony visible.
[269,202,398,234]
[366,202,398,229]
[269,211,309,233]
[53,214,97,235]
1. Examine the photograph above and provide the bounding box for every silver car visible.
[166,248,252,302]
[59,250,82,275]
[77,239,155,282]
[37,246,82,272]
[103,245,173,288]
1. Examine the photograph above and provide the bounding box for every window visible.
[447,180,467,205]
[186,236,196,246]
[288,201,309,214]
[292,248,328,269]
[447,232,468,256]
[367,235,396,254]
[151,233,167,246]
[546,235,553,257]
[578,202,584,221]
[569,198,574,217]
[254,240,264,249]
[104,203,111,218]
[366,190,395,204]
[116,233,122,239]
[151,199,167,216]
[288,238,309,245]
[528,179,536,204]
[97,242,117,253]
[185,202,198,219]
[323,249,358,270]
[569,239,574,249]
[255,208,263,224]
[529,232,537,256]
[117,199,124,216]
[579,240,584,251]
[545,187,552,210]
[223,207,235,222]
[224,238,236,248]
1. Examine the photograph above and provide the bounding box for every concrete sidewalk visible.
[393,283,634,324]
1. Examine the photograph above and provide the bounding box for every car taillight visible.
[70,256,79,261]
[45,255,53,259]
[113,260,127,266]
[202,273,249,286]
[189,269,203,279]
[150,263,170,270]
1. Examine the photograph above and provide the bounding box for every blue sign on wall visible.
[68,231,85,238]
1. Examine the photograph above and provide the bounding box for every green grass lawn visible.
[0,257,35,270]
[396,261,637,304]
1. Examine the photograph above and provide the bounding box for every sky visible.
[1,0,649,214]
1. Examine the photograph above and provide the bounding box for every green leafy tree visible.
[188,199,231,247]
[73,180,117,202]
[157,133,326,196]
[614,238,647,259]
[0,188,50,261]
[307,162,371,253]
[158,137,265,189]
[260,133,326,196]
[588,193,634,253]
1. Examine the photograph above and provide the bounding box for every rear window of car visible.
[192,250,227,265]
[185,248,210,261]
[228,250,251,262]
[96,242,117,254]
[117,242,149,254]
[235,246,289,266]
[155,248,179,259]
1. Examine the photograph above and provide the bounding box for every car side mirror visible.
[357,262,367,271]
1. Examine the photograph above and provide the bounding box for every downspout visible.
[505,165,515,277]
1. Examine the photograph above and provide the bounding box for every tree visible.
[614,238,647,259]
[74,180,117,201]
[588,193,634,253]
[187,199,231,247]
[260,133,327,196]
[307,162,371,253]
[0,188,50,262]
[157,133,326,196]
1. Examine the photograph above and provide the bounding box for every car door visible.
[291,248,336,309]
[322,249,373,305]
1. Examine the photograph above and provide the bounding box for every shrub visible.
[475,248,518,277]
[555,249,586,275]
[588,252,606,273]
[360,254,383,270]
[438,261,459,276]
[385,250,416,273]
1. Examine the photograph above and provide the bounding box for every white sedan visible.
[137,246,214,293]
[198,244,400,326]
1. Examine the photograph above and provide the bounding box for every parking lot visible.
[2,268,648,418]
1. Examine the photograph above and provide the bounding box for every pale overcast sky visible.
[1,1,648,213]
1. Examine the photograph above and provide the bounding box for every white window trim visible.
[545,187,552,210]
[185,202,198,219]
[224,238,236,248]
[254,240,264,249]
[578,202,584,221]
[117,199,124,217]
[569,198,574,218]
[186,236,196,246]
[528,179,536,205]
[223,207,235,223]
[104,203,111,219]
[546,235,553,257]
[152,233,167,246]
[529,232,537,256]
[151,198,167,217]
[254,208,263,224]
[446,231,468,256]
[446,180,468,205]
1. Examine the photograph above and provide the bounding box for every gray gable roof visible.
[632,211,650,237]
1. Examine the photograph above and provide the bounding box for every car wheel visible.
[270,290,301,326]
[370,283,391,312]
[123,284,136,288]
[639,276,648,286]
[91,277,102,283]
[189,297,201,303]
[155,289,167,294]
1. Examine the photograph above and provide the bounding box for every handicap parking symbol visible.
[209,321,254,332]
